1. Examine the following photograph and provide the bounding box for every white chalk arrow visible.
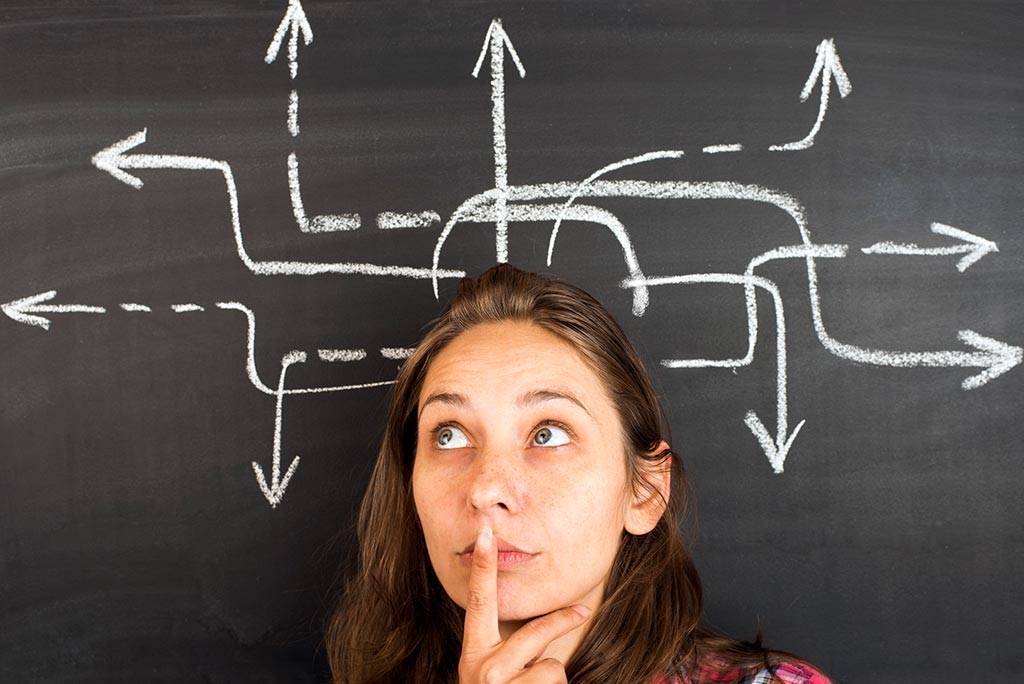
[473,18,526,263]
[93,129,464,279]
[770,38,852,151]
[2,290,106,330]
[265,0,313,80]
[861,222,999,272]
[254,351,305,508]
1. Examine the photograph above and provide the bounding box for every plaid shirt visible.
[659,660,831,684]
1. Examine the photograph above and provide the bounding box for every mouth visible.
[459,537,537,568]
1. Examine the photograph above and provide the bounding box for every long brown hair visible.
[326,264,810,683]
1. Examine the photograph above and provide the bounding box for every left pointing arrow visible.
[2,290,106,330]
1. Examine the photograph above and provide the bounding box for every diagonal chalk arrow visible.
[770,38,852,151]
[862,222,999,272]
[2,290,106,330]
[473,18,526,263]
[265,0,313,80]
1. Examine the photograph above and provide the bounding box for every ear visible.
[624,440,673,536]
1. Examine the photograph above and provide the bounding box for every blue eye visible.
[533,425,570,447]
[435,426,469,449]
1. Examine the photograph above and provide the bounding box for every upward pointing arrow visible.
[265,0,314,79]
[770,38,852,151]
[473,19,526,264]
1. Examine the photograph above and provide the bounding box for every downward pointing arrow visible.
[745,412,806,474]
[2,290,106,330]
[770,38,852,151]
[265,0,314,79]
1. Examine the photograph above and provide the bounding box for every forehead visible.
[418,321,612,410]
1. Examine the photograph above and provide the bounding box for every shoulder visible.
[658,660,831,684]
[760,661,831,684]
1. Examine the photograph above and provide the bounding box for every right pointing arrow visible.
[770,37,852,151]
[862,222,999,272]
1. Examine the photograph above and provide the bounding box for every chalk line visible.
[94,130,465,280]
[265,0,313,80]
[254,351,305,508]
[862,222,998,272]
[288,89,299,137]
[703,144,743,154]
[623,271,802,473]
[171,303,204,312]
[2,290,106,330]
[381,347,415,360]
[214,302,395,395]
[377,211,441,230]
[288,152,361,232]
[769,38,851,151]
[119,303,152,312]
[473,19,526,263]
[318,348,367,362]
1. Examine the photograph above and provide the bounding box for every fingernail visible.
[572,604,592,618]
[477,526,493,553]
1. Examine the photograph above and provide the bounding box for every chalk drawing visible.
[288,152,362,232]
[171,303,204,312]
[265,0,313,80]
[288,89,299,136]
[377,211,441,230]
[120,303,152,312]
[862,222,998,272]
[254,351,306,508]
[381,347,415,360]
[61,16,1016,496]
[769,38,852,151]
[703,144,743,154]
[318,349,367,362]
[93,129,465,280]
[473,19,526,263]
[2,290,105,330]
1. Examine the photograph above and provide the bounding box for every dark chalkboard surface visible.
[3,2,1022,682]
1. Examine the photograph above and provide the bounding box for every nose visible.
[466,447,520,514]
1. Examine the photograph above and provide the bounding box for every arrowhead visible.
[93,129,148,188]
[265,0,313,66]
[931,222,999,272]
[799,38,852,102]
[744,411,806,474]
[252,456,300,509]
[2,290,58,329]
[959,330,1023,390]
[472,18,526,79]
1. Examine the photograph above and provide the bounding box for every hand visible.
[458,526,592,684]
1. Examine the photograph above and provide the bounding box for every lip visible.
[458,537,537,568]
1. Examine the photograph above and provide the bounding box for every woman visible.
[326,264,829,684]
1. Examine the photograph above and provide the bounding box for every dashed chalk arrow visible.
[2,290,106,330]
[862,222,999,272]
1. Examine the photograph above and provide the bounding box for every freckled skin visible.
[412,321,654,662]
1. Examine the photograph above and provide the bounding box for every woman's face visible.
[412,320,656,627]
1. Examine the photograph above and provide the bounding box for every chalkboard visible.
[2,2,1022,682]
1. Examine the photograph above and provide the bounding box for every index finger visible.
[462,525,500,652]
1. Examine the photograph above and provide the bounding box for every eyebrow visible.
[517,389,594,420]
[418,391,467,418]
[418,388,595,421]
